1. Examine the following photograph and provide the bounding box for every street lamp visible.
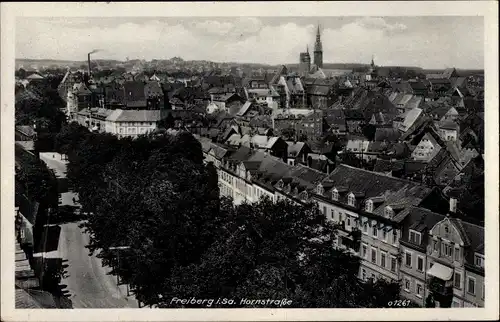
[109,245,131,295]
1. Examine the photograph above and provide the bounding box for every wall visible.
[411,134,441,161]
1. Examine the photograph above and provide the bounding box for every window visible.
[382,229,387,242]
[372,225,378,237]
[332,189,339,201]
[365,200,373,212]
[362,244,368,259]
[433,239,439,251]
[363,221,368,234]
[454,247,461,261]
[380,252,386,268]
[392,230,398,244]
[347,217,351,227]
[475,255,484,268]
[390,256,397,272]
[384,206,393,218]
[467,277,476,295]
[416,282,423,298]
[323,206,327,216]
[443,243,453,257]
[361,269,366,281]
[404,277,411,292]
[417,256,424,272]
[405,251,412,267]
[371,273,376,282]
[454,272,462,289]
[409,230,421,245]
[330,209,335,221]
[348,193,355,206]
[371,248,377,264]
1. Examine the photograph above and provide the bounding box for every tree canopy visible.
[61,124,401,308]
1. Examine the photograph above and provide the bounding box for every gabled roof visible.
[236,101,253,117]
[286,141,306,157]
[26,73,44,80]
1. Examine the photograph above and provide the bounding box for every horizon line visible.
[14,57,485,71]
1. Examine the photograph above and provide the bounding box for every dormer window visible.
[316,184,324,195]
[474,254,484,268]
[293,187,299,195]
[409,230,421,245]
[384,206,393,218]
[299,191,308,200]
[332,188,339,201]
[365,200,373,213]
[277,180,284,189]
[348,193,355,206]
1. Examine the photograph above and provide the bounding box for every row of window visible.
[404,250,425,272]
[360,268,379,282]
[220,171,233,184]
[361,244,398,273]
[362,220,399,244]
[220,183,232,197]
[117,127,150,134]
[403,275,425,298]
[431,239,464,263]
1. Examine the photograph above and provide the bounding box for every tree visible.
[54,122,90,155]
[280,127,296,141]
[361,124,377,141]
[159,198,401,308]
[425,294,436,308]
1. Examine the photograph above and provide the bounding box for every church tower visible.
[299,45,311,77]
[314,24,323,68]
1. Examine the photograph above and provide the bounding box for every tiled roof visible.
[287,141,306,157]
[15,288,58,309]
[144,81,164,98]
[374,127,401,142]
[106,109,164,122]
[15,125,36,137]
[320,164,425,202]
[27,73,44,80]
[123,81,146,101]
[438,119,459,130]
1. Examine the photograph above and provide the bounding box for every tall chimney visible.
[88,53,91,77]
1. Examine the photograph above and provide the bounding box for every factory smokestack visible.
[87,49,102,77]
[87,53,91,77]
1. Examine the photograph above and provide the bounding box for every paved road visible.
[40,154,139,308]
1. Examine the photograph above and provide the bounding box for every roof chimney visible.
[449,197,458,213]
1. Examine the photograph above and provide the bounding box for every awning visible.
[427,262,453,281]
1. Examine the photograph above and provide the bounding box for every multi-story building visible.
[311,164,448,284]
[411,132,442,162]
[76,108,167,138]
[399,204,484,307]
[196,137,482,308]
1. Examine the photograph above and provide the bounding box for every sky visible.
[16,16,484,69]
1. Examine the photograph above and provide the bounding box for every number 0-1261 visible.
[388,299,411,307]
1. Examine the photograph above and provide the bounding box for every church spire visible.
[314,23,323,68]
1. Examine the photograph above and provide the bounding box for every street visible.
[40,153,139,308]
